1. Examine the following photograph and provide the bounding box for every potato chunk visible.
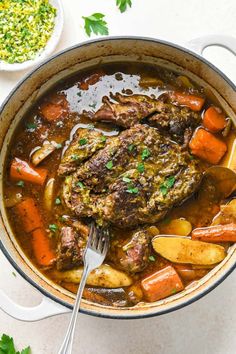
[152,236,226,265]
[53,264,133,288]
[159,218,192,236]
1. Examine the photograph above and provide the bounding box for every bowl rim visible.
[0,35,236,319]
[0,0,64,72]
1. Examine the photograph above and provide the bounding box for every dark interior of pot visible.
[0,38,236,319]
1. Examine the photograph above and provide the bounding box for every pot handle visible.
[186,35,236,55]
[0,289,70,322]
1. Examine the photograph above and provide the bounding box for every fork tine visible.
[97,229,104,252]
[102,236,109,255]
[88,221,96,247]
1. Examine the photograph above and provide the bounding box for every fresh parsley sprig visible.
[116,0,132,13]
[82,13,109,37]
[0,334,30,354]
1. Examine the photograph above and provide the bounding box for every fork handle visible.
[57,263,91,354]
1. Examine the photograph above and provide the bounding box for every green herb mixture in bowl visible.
[0,0,63,71]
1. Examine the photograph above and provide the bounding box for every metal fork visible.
[58,222,109,354]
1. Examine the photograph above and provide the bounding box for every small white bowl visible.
[0,0,64,72]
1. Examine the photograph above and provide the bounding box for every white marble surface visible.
[0,0,236,353]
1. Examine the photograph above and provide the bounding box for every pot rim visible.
[0,36,236,319]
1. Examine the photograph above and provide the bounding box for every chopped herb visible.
[55,197,61,205]
[137,162,145,173]
[116,0,132,13]
[12,271,17,277]
[160,185,168,196]
[59,215,67,223]
[0,333,30,354]
[122,176,131,183]
[77,92,82,97]
[189,154,195,160]
[149,255,156,262]
[165,176,176,188]
[82,13,109,37]
[126,186,139,194]
[128,144,135,152]
[160,176,176,196]
[71,154,79,160]
[16,180,24,187]
[0,0,56,64]
[100,135,107,142]
[87,124,95,129]
[56,143,62,149]
[89,103,96,109]
[49,224,58,233]
[105,160,113,170]
[16,167,21,173]
[171,288,177,294]
[141,148,151,160]
[79,138,88,146]
[77,181,84,189]
[26,122,37,131]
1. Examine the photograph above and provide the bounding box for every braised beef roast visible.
[59,117,202,228]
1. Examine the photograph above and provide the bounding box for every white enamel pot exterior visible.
[0,36,236,321]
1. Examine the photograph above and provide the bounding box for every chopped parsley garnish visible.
[16,180,24,187]
[87,124,95,130]
[116,0,132,13]
[79,138,88,146]
[126,186,139,194]
[56,143,62,149]
[26,122,37,131]
[12,271,17,277]
[100,135,107,142]
[128,144,135,152]
[0,333,30,354]
[77,92,82,97]
[141,148,151,160]
[160,176,176,196]
[82,13,109,37]
[105,160,113,170]
[55,197,61,205]
[59,215,67,223]
[137,162,145,173]
[77,181,84,189]
[171,288,177,294]
[165,176,176,188]
[160,185,168,196]
[49,224,58,233]
[149,255,156,262]
[0,0,56,64]
[189,154,195,160]
[122,176,131,183]
[71,154,79,160]
[89,103,96,109]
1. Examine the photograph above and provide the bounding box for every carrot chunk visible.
[79,72,104,91]
[189,128,227,164]
[141,265,184,302]
[10,158,47,185]
[15,198,43,233]
[192,223,236,243]
[40,93,68,121]
[32,228,56,266]
[169,91,205,111]
[203,106,227,133]
[174,264,208,281]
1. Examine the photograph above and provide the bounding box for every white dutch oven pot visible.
[0,36,236,321]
